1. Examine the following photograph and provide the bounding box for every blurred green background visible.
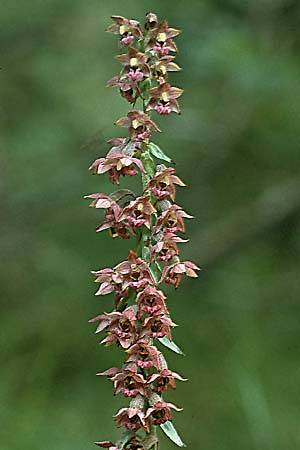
[1,1,300,449]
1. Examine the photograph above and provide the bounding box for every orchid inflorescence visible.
[86,12,199,450]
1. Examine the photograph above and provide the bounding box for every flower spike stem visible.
[86,12,199,450]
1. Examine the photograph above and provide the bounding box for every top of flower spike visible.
[145,12,158,30]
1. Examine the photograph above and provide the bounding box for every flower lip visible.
[145,400,182,425]
[115,406,147,431]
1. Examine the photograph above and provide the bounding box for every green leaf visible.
[148,142,173,163]
[155,260,162,273]
[158,336,185,355]
[141,149,155,183]
[142,245,151,261]
[150,261,162,283]
[160,421,186,447]
[149,266,158,284]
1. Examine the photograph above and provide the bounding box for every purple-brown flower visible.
[92,267,121,296]
[116,111,161,141]
[90,151,145,184]
[115,47,150,84]
[152,55,181,80]
[92,251,155,299]
[118,195,156,229]
[151,231,188,262]
[84,193,130,239]
[141,315,175,340]
[114,250,156,291]
[161,260,200,288]
[112,368,148,398]
[147,83,183,115]
[97,208,132,240]
[155,204,193,234]
[107,75,136,103]
[146,20,181,56]
[89,306,137,348]
[107,16,143,46]
[145,400,182,425]
[147,167,185,200]
[126,339,161,370]
[115,407,147,431]
[148,369,187,393]
[98,366,148,398]
[136,286,167,317]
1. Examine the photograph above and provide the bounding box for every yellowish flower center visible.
[157,32,167,42]
[132,119,140,129]
[130,58,138,67]
[119,25,129,35]
[116,160,124,171]
[161,92,169,102]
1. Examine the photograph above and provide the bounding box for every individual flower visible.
[115,407,147,431]
[114,250,156,291]
[126,339,161,370]
[96,207,132,239]
[147,167,185,200]
[147,369,187,393]
[116,111,161,141]
[151,55,181,84]
[146,83,183,115]
[89,306,137,349]
[141,315,175,340]
[145,400,182,425]
[84,193,130,239]
[92,267,121,296]
[151,231,188,262]
[146,20,181,56]
[106,15,143,46]
[161,260,200,288]
[106,75,136,103]
[92,251,155,300]
[155,203,193,234]
[94,441,118,450]
[115,47,150,83]
[111,368,148,398]
[89,151,145,184]
[136,286,167,317]
[118,195,156,229]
